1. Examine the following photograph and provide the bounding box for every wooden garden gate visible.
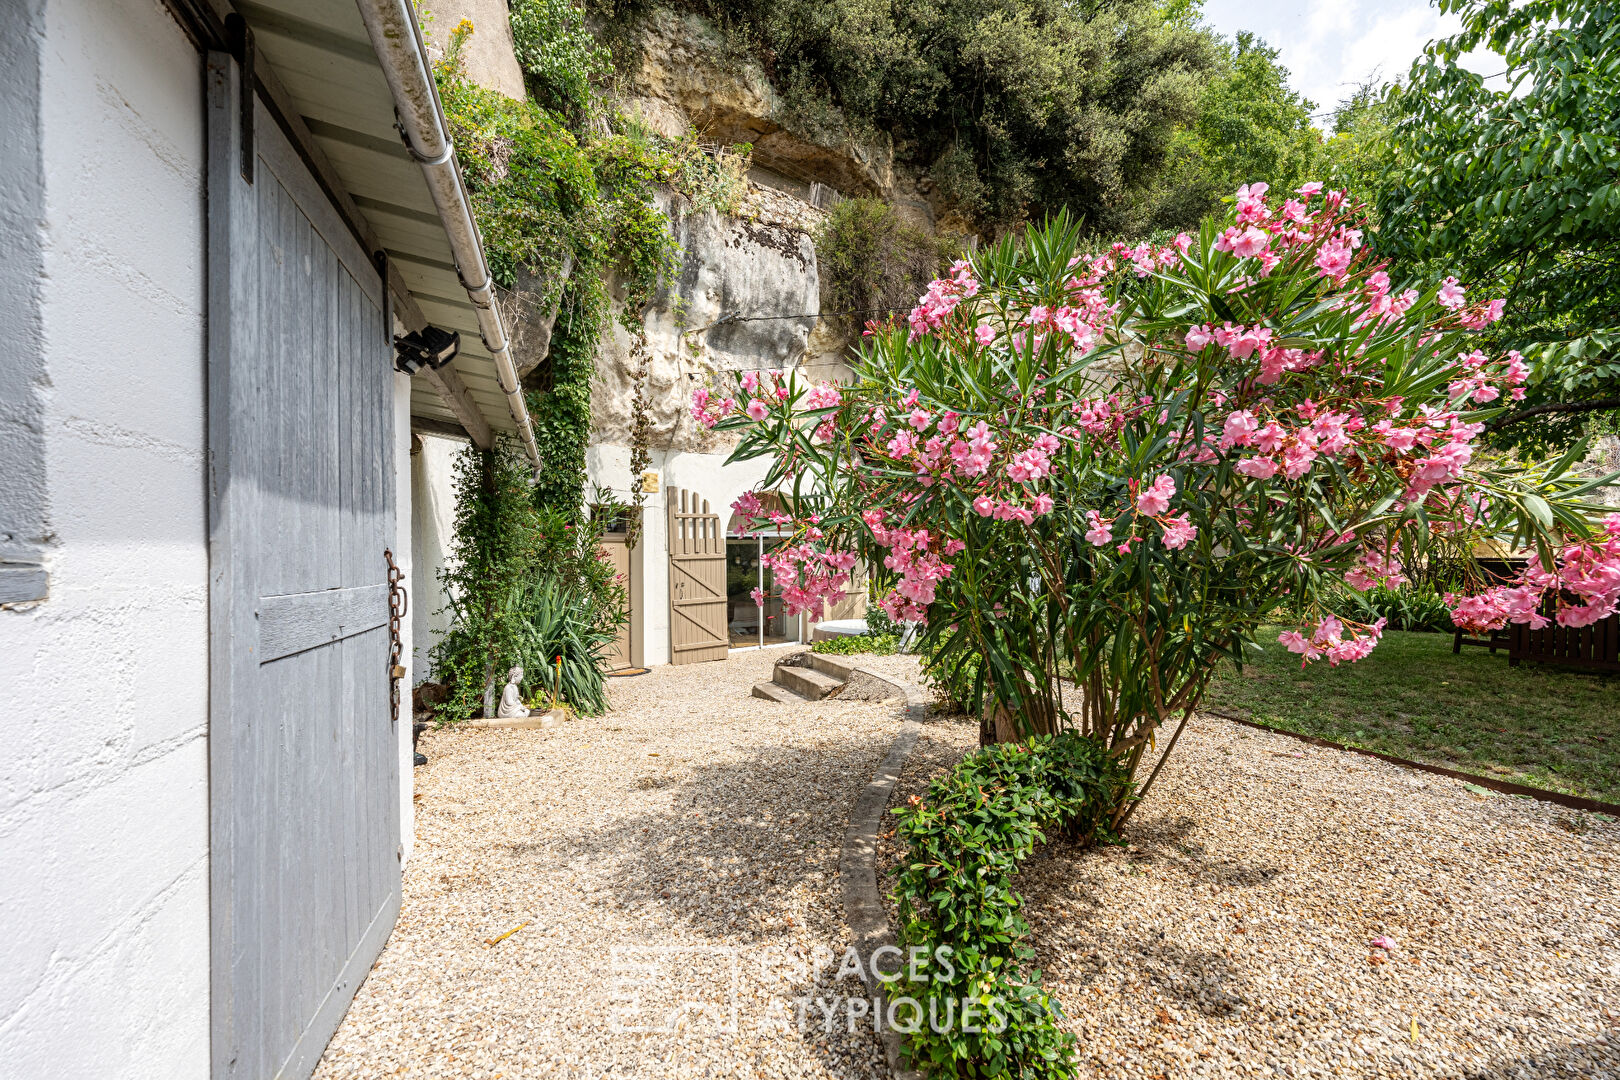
[666,486,728,665]
[206,56,399,1080]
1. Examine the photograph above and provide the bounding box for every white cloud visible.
[1197,0,1504,121]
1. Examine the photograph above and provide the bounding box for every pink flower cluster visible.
[1082,473,1196,552]
[759,543,858,618]
[1006,434,1059,481]
[1429,275,1506,329]
[1023,296,1116,352]
[1357,270,1419,328]
[692,375,848,433]
[1344,548,1408,592]
[1199,181,1362,281]
[1278,615,1386,667]
[865,509,960,622]
[805,383,844,410]
[690,386,736,428]
[907,260,980,340]
[1223,405,1368,482]
[1219,385,1520,499]
[1447,516,1620,631]
[1072,396,1136,440]
[1137,474,1176,515]
[1107,238,1185,278]
[1448,348,1527,405]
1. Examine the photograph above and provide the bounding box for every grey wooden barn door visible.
[206,55,399,1079]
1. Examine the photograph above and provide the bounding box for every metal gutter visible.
[352,0,541,470]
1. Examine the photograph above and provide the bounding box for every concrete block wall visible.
[0,0,210,1075]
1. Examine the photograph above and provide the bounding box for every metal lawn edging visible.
[1200,710,1620,817]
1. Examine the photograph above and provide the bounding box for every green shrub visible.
[815,198,954,330]
[430,443,548,722]
[810,632,898,655]
[863,603,900,637]
[1334,585,1457,633]
[920,636,981,715]
[509,0,612,117]
[890,734,1128,1078]
[507,577,619,714]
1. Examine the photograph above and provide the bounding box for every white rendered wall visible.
[414,440,777,672]
[0,0,209,1076]
[410,433,462,681]
[409,439,778,676]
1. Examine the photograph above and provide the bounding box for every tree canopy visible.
[591,0,1322,235]
[1150,32,1323,231]
[1376,0,1620,452]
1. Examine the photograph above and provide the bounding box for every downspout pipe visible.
[353,0,542,471]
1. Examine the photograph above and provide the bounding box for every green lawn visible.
[1201,629,1620,803]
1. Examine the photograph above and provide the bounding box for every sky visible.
[1197,0,1504,124]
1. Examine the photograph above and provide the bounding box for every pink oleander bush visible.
[700,184,1618,825]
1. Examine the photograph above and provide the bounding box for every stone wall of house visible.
[0,0,211,1074]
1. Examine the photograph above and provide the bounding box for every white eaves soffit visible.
[231,0,521,444]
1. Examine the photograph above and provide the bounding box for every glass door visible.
[725,535,804,649]
[725,539,763,647]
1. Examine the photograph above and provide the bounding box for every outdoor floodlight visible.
[394,326,461,374]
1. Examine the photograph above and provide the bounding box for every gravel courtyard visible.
[881,714,1620,1080]
[320,650,1619,1079]
[315,649,905,1080]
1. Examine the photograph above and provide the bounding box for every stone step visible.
[752,680,806,703]
[807,653,857,681]
[774,663,844,701]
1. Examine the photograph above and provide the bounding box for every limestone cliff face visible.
[589,188,851,454]
[588,10,896,454]
[618,8,891,199]
[421,0,526,100]
[613,8,942,230]
[425,1,881,455]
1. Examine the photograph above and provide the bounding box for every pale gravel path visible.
[878,711,1620,1080]
[315,650,908,1080]
[320,646,1620,1080]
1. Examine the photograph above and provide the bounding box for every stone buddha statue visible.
[496,666,530,719]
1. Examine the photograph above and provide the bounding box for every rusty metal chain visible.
[385,548,408,725]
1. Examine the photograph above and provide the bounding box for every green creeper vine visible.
[424,14,748,700]
[436,15,748,522]
[430,441,547,720]
[625,329,653,548]
[429,440,629,720]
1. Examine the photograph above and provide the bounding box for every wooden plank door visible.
[599,533,635,669]
[206,55,399,1080]
[666,486,728,665]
